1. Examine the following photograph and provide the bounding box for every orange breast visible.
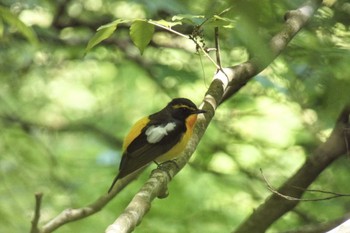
[186,114,198,130]
[156,114,198,163]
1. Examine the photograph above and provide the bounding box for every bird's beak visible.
[194,109,206,114]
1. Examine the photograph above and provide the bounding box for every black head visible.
[166,98,206,120]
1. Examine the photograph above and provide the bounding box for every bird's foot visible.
[152,160,179,181]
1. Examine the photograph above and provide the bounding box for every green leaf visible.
[130,20,154,54]
[97,19,128,31]
[172,14,205,25]
[149,19,182,28]
[85,19,126,53]
[0,6,38,45]
[205,15,236,28]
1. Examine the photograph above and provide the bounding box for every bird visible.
[108,98,206,193]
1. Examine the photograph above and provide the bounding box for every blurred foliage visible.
[0,0,350,232]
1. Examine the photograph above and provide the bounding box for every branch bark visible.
[327,219,350,233]
[221,0,322,104]
[30,193,43,233]
[30,0,324,232]
[105,1,324,232]
[39,172,141,233]
[234,104,350,233]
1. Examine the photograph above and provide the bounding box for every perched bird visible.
[108,98,206,193]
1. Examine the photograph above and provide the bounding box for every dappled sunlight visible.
[19,8,53,27]
[232,97,303,147]
[208,151,237,174]
[112,1,146,19]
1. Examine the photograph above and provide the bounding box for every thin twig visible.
[41,171,141,233]
[260,169,350,201]
[344,128,350,158]
[149,20,220,69]
[196,42,221,69]
[147,21,189,39]
[217,7,233,17]
[30,193,43,233]
[214,27,222,69]
[213,27,230,90]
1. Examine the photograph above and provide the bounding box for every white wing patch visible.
[145,122,176,143]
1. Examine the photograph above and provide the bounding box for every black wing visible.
[117,119,185,179]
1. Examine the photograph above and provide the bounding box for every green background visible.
[1,0,350,232]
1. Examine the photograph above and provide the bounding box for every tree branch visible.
[27,0,324,231]
[261,169,350,201]
[234,104,350,233]
[105,1,324,232]
[221,0,323,104]
[326,219,350,233]
[39,172,141,233]
[30,193,43,233]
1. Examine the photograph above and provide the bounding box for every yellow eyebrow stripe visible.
[172,104,196,111]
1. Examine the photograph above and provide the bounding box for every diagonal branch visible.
[234,104,350,233]
[221,0,323,104]
[32,0,323,232]
[261,169,350,201]
[105,1,323,232]
[40,172,142,233]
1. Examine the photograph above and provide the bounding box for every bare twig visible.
[150,16,223,70]
[214,27,222,69]
[40,171,143,233]
[195,41,221,69]
[234,104,350,233]
[30,193,43,233]
[260,169,350,201]
[148,20,189,39]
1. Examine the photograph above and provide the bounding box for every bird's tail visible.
[107,174,121,193]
